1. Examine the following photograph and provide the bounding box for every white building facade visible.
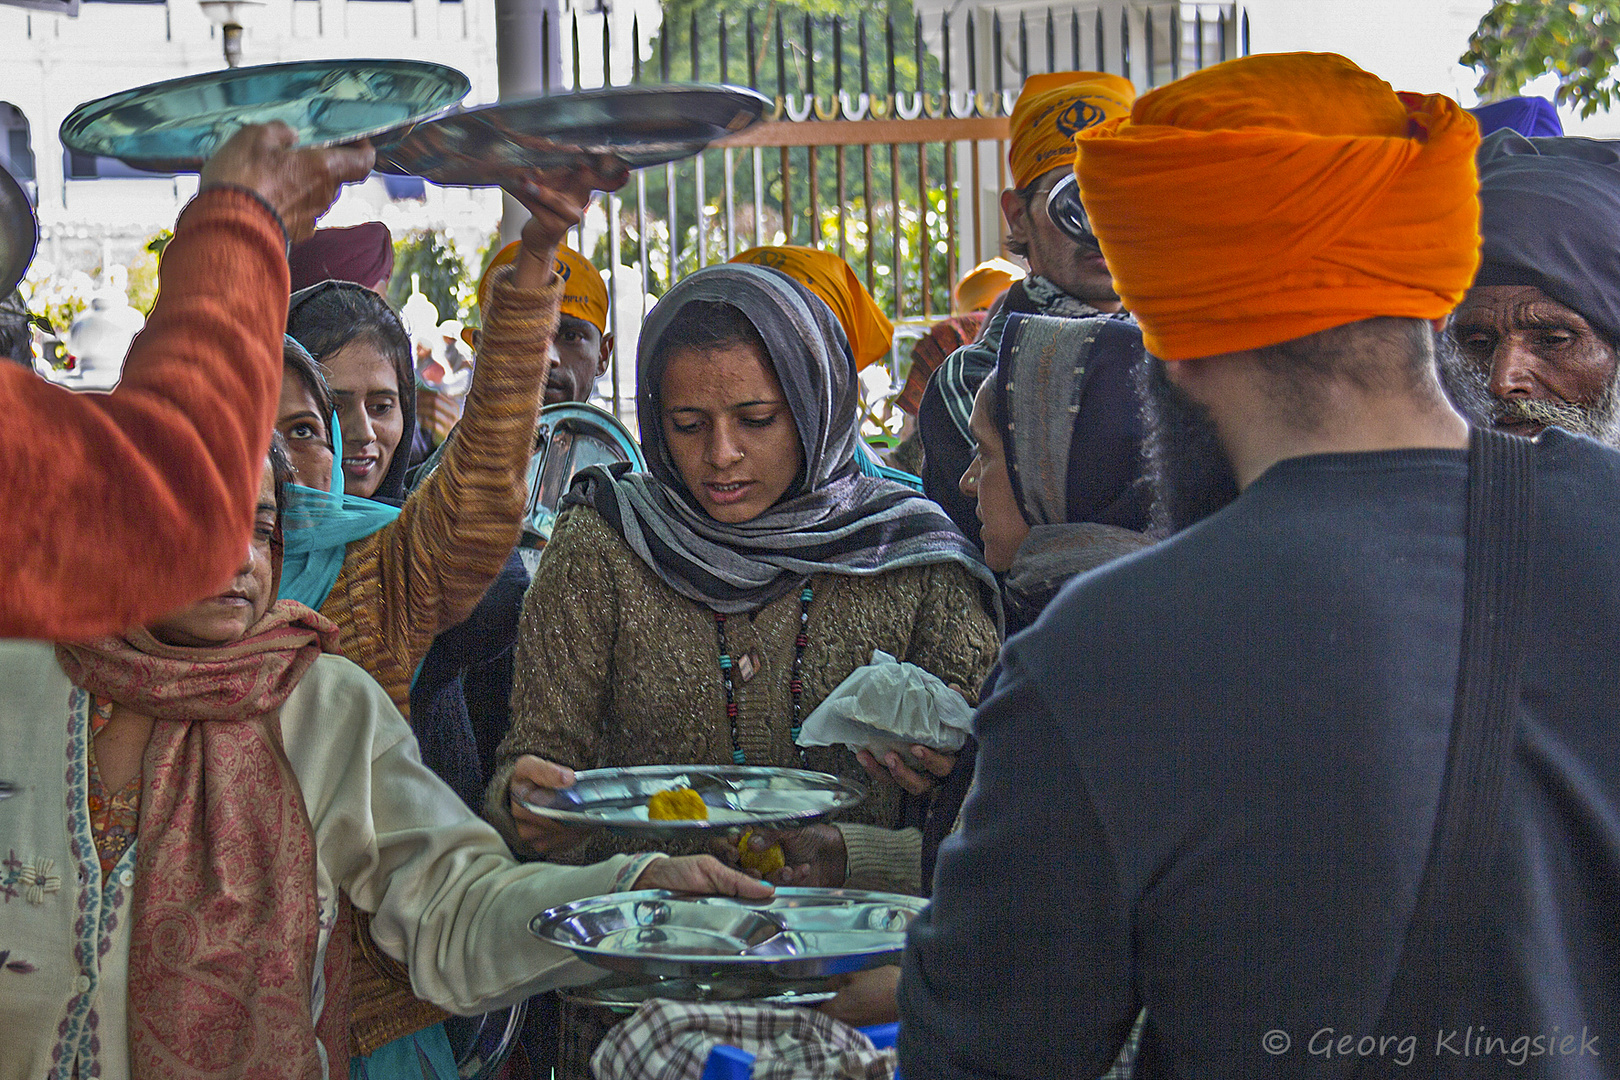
[2,0,506,276]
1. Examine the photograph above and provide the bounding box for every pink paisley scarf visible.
[55,600,347,1080]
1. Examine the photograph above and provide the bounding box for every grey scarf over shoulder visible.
[568,264,995,614]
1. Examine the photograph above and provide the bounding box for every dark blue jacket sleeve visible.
[898,652,1138,1079]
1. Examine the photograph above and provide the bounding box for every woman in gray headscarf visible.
[487,264,998,896]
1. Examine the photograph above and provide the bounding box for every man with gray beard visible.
[1442,129,1620,446]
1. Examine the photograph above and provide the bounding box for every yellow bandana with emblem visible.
[1009,71,1135,189]
[477,241,609,332]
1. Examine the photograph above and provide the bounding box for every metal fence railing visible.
[537,1,1248,417]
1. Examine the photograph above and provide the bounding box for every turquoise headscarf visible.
[278,416,401,609]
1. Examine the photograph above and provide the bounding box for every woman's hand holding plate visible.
[508,754,590,855]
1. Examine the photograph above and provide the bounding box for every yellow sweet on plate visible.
[737,829,785,876]
[646,787,709,821]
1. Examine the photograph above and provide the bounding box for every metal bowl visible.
[532,888,924,981]
[519,764,865,837]
[60,59,471,170]
[522,403,645,548]
[374,83,771,184]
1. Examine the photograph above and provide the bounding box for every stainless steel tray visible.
[533,888,924,980]
[60,59,471,170]
[374,83,770,184]
[565,971,837,1009]
[519,764,865,836]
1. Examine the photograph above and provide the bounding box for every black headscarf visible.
[1476,129,1620,344]
[286,280,418,504]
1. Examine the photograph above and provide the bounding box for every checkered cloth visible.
[589,999,895,1080]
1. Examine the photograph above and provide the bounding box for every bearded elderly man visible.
[917,71,1135,547]
[1442,130,1620,446]
[899,54,1619,1080]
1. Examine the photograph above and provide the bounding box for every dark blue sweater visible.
[900,431,1620,1079]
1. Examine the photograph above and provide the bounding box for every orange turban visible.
[477,241,610,332]
[1009,71,1135,189]
[1072,52,1482,361]
[954,257,1025,313]
[730,245,895,370]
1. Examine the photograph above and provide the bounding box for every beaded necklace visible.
[714,585,813,766]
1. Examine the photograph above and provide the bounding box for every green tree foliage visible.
[463,229,504,329]
[1463,1,1620,117]
[388,230,472,325]
[124,231,172,316]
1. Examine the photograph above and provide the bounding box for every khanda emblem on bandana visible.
[748,249,793,272]
[1057,98,1109,136]
[551,256,573,282]
[741,248,815,291]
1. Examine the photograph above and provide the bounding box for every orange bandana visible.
[1009,71,1135,189]
[1073,52,1482,361]
[954,257,1025,313]
[730,245,894,370]
[477,241,609,331]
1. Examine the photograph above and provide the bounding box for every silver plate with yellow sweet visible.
[518,764,864,836]
[532,888,924,981]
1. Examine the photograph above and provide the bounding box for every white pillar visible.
[495,0,565,243]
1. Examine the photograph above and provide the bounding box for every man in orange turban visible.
[901,53,1619,1080]
[917,71,1134,549]
[729,245,894,372]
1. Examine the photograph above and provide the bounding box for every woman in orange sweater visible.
[280,161,628,1068]
[0,123,371,639]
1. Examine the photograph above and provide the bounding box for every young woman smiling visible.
[281,162,624,722]
[280,160,630,1064]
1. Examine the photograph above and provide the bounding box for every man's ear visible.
[1000,188,1030,249]
[597,332,614,377]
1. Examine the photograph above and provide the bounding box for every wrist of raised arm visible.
[189,183,290,250]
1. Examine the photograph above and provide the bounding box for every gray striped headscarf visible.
[567,264,994,613]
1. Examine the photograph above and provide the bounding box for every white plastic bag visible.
[795,649,973,758]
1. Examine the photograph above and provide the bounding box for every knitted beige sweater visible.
[486,504,1000,893]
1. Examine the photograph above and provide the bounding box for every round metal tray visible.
[518,764,865,836]
[565,971,837,1009]
[374,83,771,184]
[60,59,471,170]
[533,888,924,981]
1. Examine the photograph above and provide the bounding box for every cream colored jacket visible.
[0,642,646,1080]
